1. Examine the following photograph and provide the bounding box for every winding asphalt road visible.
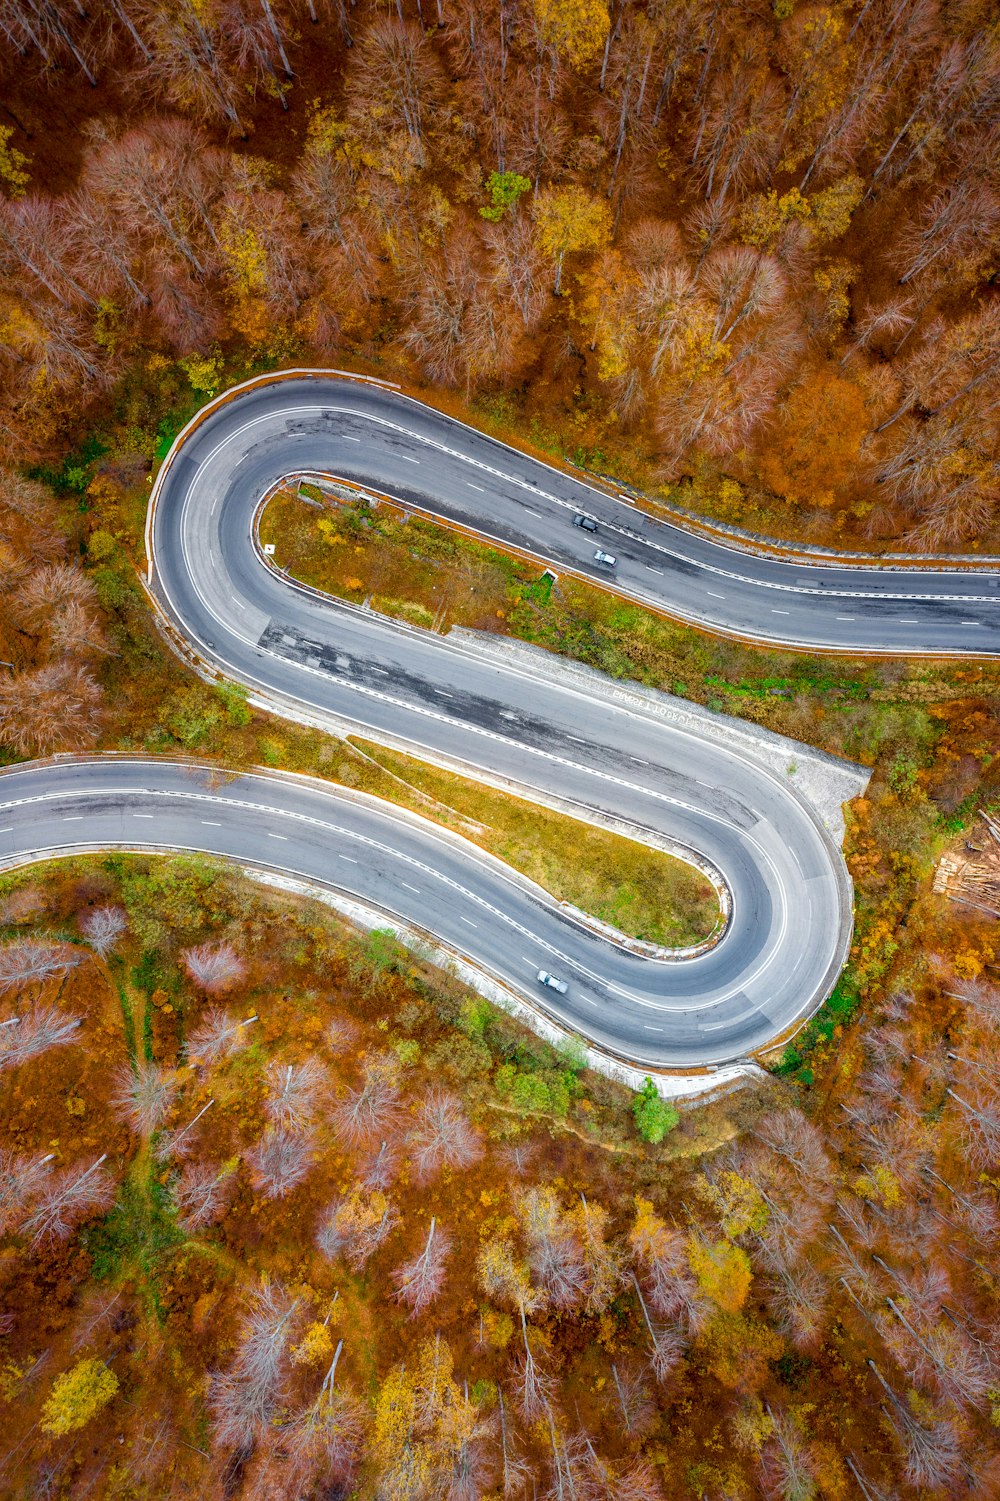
[9,371,992,1070]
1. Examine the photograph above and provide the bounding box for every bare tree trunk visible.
[260,0,293,77]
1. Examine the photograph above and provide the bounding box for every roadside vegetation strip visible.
[341,740,721,952]
[257,486,955,781]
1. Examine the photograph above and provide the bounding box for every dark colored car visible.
[573,513,598,532]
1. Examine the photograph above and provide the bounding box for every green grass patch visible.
[85,1167,186,1320]
[773,975,862,1082]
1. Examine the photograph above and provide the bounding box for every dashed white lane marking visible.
[460,916,478,928]
[836,616,854,621]
[401,456,420,464]
[525,509,542,518]
[185,400,1000,615]
[645,566,664,576]
[899,618,919,623]
[631,757,648,765]
[0,828,11,834]
[134,813,154,819]
[568,735,586,744]
[643,1025,663,1032]
[201,820,221,826]
[402,881,420,894]
[63,815,83,821]
[707,590,725,598]
[343,435,360,442]
[371,667,388,675]
[772,609,789,615]
[467,483,485,492]
[268,832,288,841]
[436,690,453,698]
[961,620,979,625]
[338,854,358,863]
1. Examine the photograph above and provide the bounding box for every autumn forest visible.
[1,0,1000,1498]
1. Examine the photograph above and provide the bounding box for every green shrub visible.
[632,1077,679,1143]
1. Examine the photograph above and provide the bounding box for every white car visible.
[537,969,569,994]
[593,549,617,568]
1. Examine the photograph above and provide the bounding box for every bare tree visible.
[246,1128,315,1199]
[181,942,245,996]
[391,1217,451,1316]
[753,1109,834,1197]
[492,1388,530,1497]
[346,18,443,167]
[629,1200,702,1326]
[0,196,96,311]
[0,662,103,755]
[947,1084,1000,1171]
[112,1061,178,1135]
[867,1360,963,1492]
[130,2,243,127]
[759,1405,818,1501]
[13,559,97,628]
[514,1306,556,1420]
[210,1281,299,1449]
[766,1262,827,1353]
[611,1361,656,1438]
[629,1273,684,1383]
[22,1155,113,1247]
[264,1056,327,1130]
[0,940,82,992]
[0,1148,53,1234]
[325,1014,361,1054]
[173,1159,236,1232]
[84,118,226,279]
[78,905,127,958]
[285,1340,365,1494]
[48,598,112,663]
[361,1139,399,1192]
[188,1007,257,1064]
[0,1004,81,1070]
[406,1089,482,1183]
[522,1188,586,1310]
[317,1189,398,1270]
[333,1051,400,1147]
[575,1194,623,1314]
[155,1098,215,1162]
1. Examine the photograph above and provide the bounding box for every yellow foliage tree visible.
[0,127,30,198]
[371,1365,431,1498]
[576,251,640,381]
[41,1359,118,1436]
[533,0,610,70]
[810,173,864,241]
[853,1163,902,1209]
[629,1196,672,1265]
[534,186,612,294]
[687,1233,753,1315]
[371,1336,482,1498]
[695,1170,770,1240]
[218,210,271,345]
[698,1311,783,1390]
[291,1320,335,1367]
[477,1237,538,1312]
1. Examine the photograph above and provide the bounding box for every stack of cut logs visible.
[934,812,1000,919]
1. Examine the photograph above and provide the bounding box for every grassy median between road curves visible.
[337,738,721,950]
